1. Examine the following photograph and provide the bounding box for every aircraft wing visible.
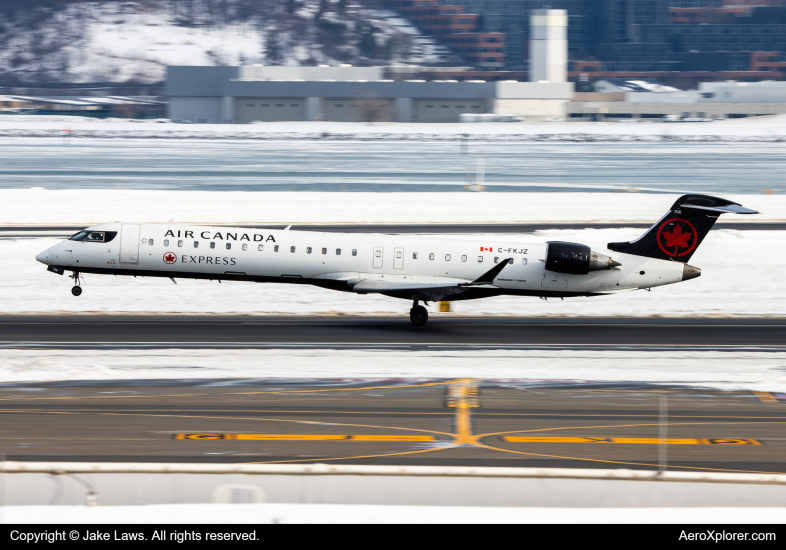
[352,258,513,301]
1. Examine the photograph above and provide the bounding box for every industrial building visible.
[166,65,572,124]
[569,80,786,120]
[166,10,571,124]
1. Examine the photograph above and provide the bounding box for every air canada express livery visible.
[36,194,756,326]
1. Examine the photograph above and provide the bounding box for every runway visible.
[1,378,785,473]
[1,316,784,350]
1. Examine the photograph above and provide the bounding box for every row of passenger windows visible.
[411,252,523,265]
[152,239,355,255]
[150,239,525,264]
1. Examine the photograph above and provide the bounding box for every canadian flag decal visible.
[480,246,492,252]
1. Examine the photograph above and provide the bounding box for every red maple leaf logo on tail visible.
[662,224,692,249]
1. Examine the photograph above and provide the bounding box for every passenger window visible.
[226,243,231,250]
[307,247,312,254]
[194,241,199,248]
[445,254,451,261]
[242,244,248,251]
[461,255,467,262]
[477,256,483,263]
[322,248,327,255]
[352,249,357,256]
[258,244,264,251]
[148,239,154,246]
[375,250,381,257]
[274,245,279,252]
[429,253,434,260]
[178,240,183,247]
[164,239,169,246]
[396,251,402,258]
[291,246,296,253]
[508,258,514,264]
[522,258,527,265]
[494,257,499,263]
[336,248,341,255]
[210,242,215,249]
[413,252,418,259]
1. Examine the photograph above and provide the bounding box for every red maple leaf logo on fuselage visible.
[662,224,692,249]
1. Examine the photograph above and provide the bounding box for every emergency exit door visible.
[372,246,383,269]
[393,247,404,269]
[119,224,140,264]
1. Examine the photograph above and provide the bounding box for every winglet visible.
[460,258,513,287]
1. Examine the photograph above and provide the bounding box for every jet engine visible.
[545,241,620,275]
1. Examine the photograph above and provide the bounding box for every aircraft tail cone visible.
[683,264,701,281]
[610,259,622,268]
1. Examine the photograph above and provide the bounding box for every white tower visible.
[529,9,567,83]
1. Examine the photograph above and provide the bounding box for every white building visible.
[529,9,567,84]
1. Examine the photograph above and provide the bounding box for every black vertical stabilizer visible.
[607,195,757,263]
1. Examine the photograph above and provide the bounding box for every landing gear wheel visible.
[71,286,82,297]
[410,305,428,326]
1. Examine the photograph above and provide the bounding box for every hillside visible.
[0,0,453,83]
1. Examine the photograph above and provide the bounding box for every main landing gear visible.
[410,300,429,326]
[70,272,82,297]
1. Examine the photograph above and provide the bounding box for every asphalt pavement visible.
[1,378,784,472]
[0,316,784,350]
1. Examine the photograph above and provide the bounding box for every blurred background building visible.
[166,65,572,123]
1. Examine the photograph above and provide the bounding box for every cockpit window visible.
[67,231,117,243]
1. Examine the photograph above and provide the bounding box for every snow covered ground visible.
[3,190,782,226]
[4,503,785,524]
[0,1,444,83]
[2,114,786,141]
[2,348,785,392]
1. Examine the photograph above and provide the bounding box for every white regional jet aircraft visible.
[36,194,756,326]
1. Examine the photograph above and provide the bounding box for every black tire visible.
[71,286,82,297]
[409,305,428,326]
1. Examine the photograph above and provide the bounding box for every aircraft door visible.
[119,224,140,264]
[393,247,404,270]
[372,246,383,269]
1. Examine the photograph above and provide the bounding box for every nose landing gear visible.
[70,272,82,297]
[410,300,429,326]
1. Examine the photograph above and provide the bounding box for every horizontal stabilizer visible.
[680,203,758,215]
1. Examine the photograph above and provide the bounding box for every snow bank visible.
[1,115,785,141]
[2,190,781,226]
[4,503,784,524]
[2,348,785,392]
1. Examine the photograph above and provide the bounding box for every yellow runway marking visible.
[753,391,782,404]
[175,433,434,442]
[503,436,762,445]
[447,379,480,445]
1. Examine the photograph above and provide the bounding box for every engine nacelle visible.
[545,241,620,275]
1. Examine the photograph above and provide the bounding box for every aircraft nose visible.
[35,249,49,265]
